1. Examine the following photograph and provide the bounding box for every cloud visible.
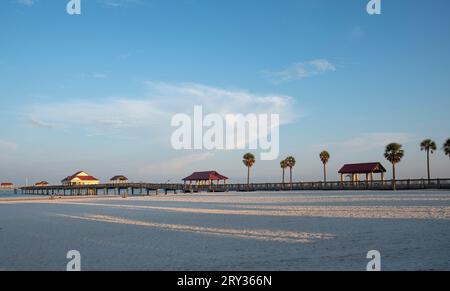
[139,153,215,176]
[17,0,140,8]
[349,26,365,41]
[264,59,336,84]
[97,0,142,7]
[27,98,165,130]
[26,82,297,133]
[117,53,132,60]
[92,73,107,79]
[79,72,108,79]
[27,117,58,129]
[317,133,416,153]
[0,140,18,151]
[25,82,296,160]
[16,0,37,7]
[144,82,297,123]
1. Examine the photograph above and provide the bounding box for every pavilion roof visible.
[183,171,229,181]
[62,171,99,182]
[35,181,49,185]
[110,175,128,181]
[338,162,386,174]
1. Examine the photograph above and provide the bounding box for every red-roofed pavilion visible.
[338,162,386,182]
[183,171,229,188]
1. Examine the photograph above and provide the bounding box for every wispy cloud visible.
[117,53,132,60]
[144,82,297,123]
[16,0,37,7]
[316,132,416,153]
[92,72,107,79]
[0,140,18,151]
[27,117,58,129]
[79,72,108,79]
[264,59,336,84]
[17,0,140,8]
[139,153,215,176]
[97,0,142,7]
[26,82,297,134]
[348,26,365,41]
[27,98,165,130]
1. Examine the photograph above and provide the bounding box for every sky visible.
[0,0,450,185]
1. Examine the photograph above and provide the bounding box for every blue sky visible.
[1,0,450,184]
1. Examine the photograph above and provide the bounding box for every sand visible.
[0,190,449,270]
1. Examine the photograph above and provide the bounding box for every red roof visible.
[183,171,229,181]
[1,182,14,186]
[339,163,386,174]
[75,176,99,181]
[62,172,99,182]
[35,181,49,186]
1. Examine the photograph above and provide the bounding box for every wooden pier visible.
[21,183,183,197]
[0,188,19,194]
[19,178,450,197]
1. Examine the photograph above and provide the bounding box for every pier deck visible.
[18,178,450,196]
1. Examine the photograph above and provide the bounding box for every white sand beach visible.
[0,190,449,271]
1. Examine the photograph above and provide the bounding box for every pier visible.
[19,178,450,196]
[0,188,19,194]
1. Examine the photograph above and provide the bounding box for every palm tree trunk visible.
[247,166,250,190]
[427,149,431,182]
[323,164,327,183]
[392,163,396,191]
[282,168,285,184]
[290,167,293,190]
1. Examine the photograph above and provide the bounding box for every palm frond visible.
[320,151,330,164]
[384,143,404,164]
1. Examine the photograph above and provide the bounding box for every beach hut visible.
[35,181,49,187]
[1,182,14,189]
[338,162,386,182]
[62,171,100,186]
[182,171,229,187]
[110,175,129,184]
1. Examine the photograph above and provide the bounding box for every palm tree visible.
[280,159,288,184]
[420,139,437,181]
[284,156,296,189]
[384,143,404,191]
[319,151,330,183]
[242,153,256,189]
[444,139,450,158]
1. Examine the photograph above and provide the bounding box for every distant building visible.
[35,181,49,187]
[338,162,386,182]
[0,182,14,189]
[62,171,100,186]
[183,171,229,186]
[110,175,129,184]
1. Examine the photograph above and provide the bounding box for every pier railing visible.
[219,178,450,192]
[18,178,450,196]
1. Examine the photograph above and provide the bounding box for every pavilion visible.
[35,181,49,187]
[338,162,386,182]
[0,182,14,189]
[182,171,229,187]
[62,171,99,186]
[110,175,129,184]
